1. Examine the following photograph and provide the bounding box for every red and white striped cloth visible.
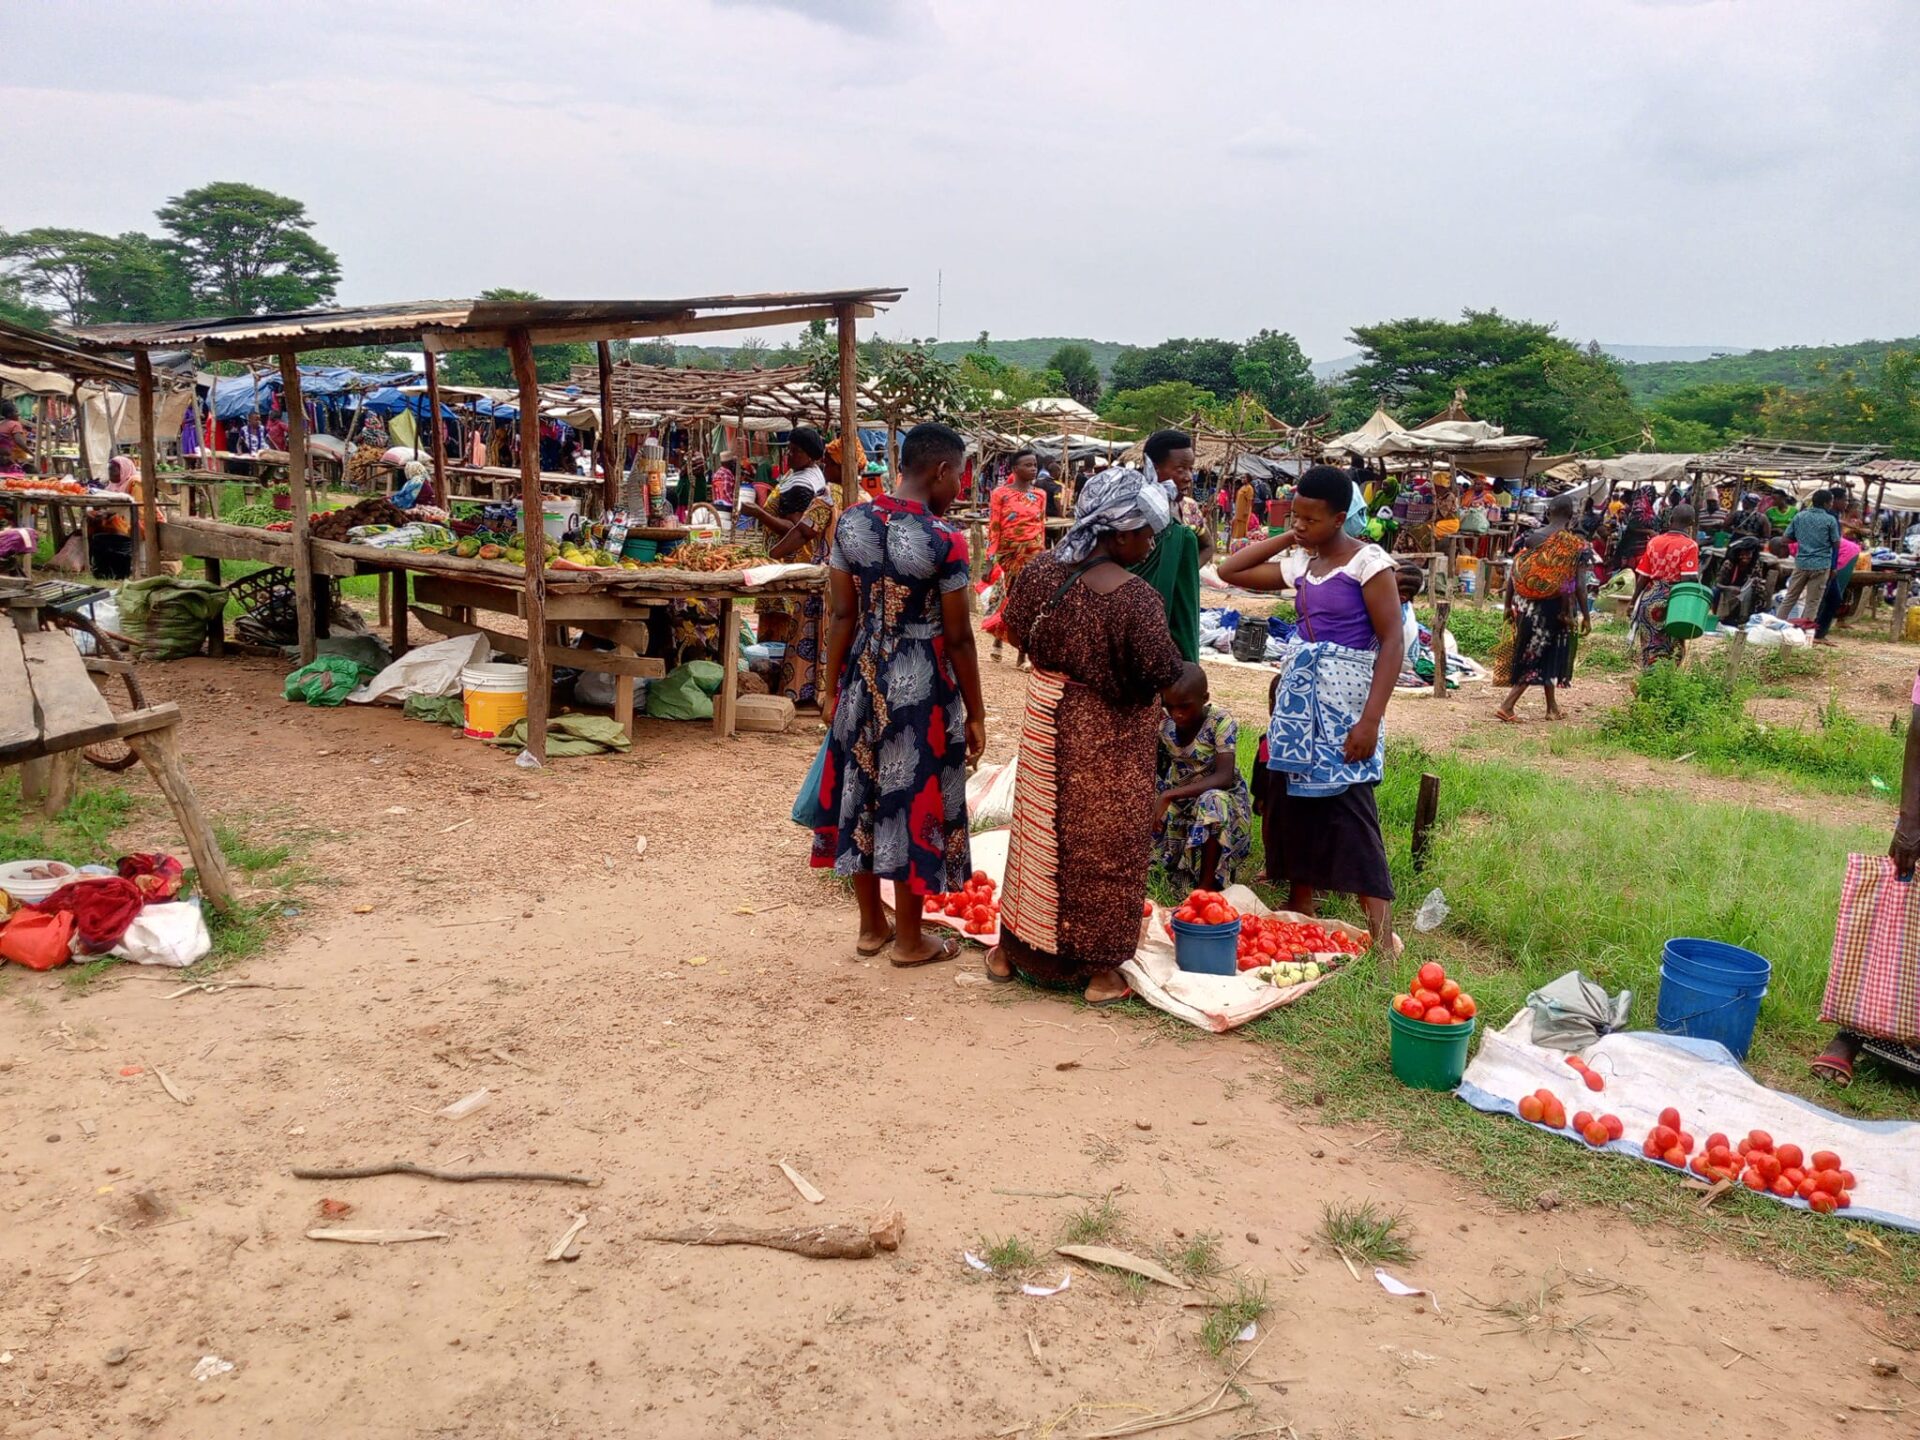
[1823,853,1920,1045]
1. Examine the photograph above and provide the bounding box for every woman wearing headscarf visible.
[1218,465,1403,953]
[1628,503,1700,670]
[984,468,1201,1005]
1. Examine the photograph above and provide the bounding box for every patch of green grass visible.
[1590,656,1900,795]
[1318,1200,1417,1266]
[1576,627,1634,673]
[1060,1196,1126,1246]
[1231,742,1920,1290]
[1416,603,1504,661]
[1197,1276,1270,1357]
[976,1235,1037,1276]
[1167,1230,1225,1282]
[212,821,294,875]
[0,774,140,862]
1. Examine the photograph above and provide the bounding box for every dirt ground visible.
[1,600,1914,1439]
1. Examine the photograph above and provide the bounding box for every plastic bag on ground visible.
[574,669,648,710]
[118,575,228,660]
[110,902,212,968]
[349,632,487,705]
[486,714,631,756]
[1413,888,1450,933]
[966,758,1019,829]
[647,664,715,721]
[284,656,372,707]
[1523,970,1632,1052]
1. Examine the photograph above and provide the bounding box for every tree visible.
[1048,343,1101,407]
[155,182,340,314]
[0,273,49,330]
[1761,351,1920,457]
[1232,329,1318,423]
[1650,382,1766,444]
[1341,310,1560,420]
[438,288,592,386]
[731,336,771,370]
[0,227,193,325]
[1099,381,1216,437]
[867,341,966,475]
[1108,337,1241,402]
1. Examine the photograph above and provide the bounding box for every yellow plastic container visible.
[461,663,529,739]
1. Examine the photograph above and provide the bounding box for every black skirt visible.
[1263,776,1394,901]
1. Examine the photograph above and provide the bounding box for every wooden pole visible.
[597,340,618,516]
[278,352,318,664]
[72,382,92,483]
[1411,772,1442,873]
[507,329,550,761]
[134,352,160,578]
[1431,599,1450,700]
[835,304,859,508]
[424,347,448,508]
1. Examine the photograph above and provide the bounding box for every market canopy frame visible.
[1689,437,1887,479]
[72,287,903,761]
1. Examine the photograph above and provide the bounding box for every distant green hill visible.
[923,337,1130,378]
[1622,336,1920,402]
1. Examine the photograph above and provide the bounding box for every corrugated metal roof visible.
[0,318,141,385]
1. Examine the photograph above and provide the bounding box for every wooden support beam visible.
[420,302,876,356]
[72,382,93,483]
[424,347,449,507]
[597,339,618,515]
[1431,600,1450,700]
[506,328,550,760]
[279,352,318,663]
[836,304,859,509]
[135,352,160,577]
[409,606,665,677]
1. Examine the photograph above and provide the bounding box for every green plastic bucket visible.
[1387,1004,1476,1091]
[1663,580,1712,640]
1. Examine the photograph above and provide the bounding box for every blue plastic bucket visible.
[1171,916,1241,976]
[1655,938,1770,1058]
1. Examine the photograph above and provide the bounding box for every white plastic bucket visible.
[0,859,78,905]
[461,663,529,739]
[517,498,579,543]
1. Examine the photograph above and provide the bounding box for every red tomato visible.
[1662,1146,1688,1167]
[971,870,988,886]
[1740,1168,1766,1191]
[1770,1177,1796,1198]
[1417,962,1447,990]
[1451,995,1477,1020]
[1809,1192,1838,1214]
[1690,1156,1711,1177]
[1202,904,1228,925]
[1677,1132,1695,1155]
[1813,1170,1844,1196]
[1581,1121,1608,1146]
[1573,1110,1595,1133]
[1747,1130,1773,1154]
[1755,1154,1781,1184]
[1601,1115,1624,1140]
[1774,1143,1804,1171]
[1518,1096,1545,1123]
[1840,1169,1857,1190]
[1533,1087,1556,1105]
[1810,1150,1841,1173]
[1652,1125,1679,1152]
[1782,1167,1805,1188]
[1707,1145,1735,1170]
[1438,979,1462,1003]
[1412,988,1441,1010]
[1658,1107,1682,1132]
[1836,1192,1852,1209]
[1542,1103,1567,1130]
[1580,1068,1604,1092]
[1705,1132,1730,1153]
[1735,1138,1752,1157]
[1423,1006,1455,1026]
[1142,899,1154,917]
[1642,1137,1663,1159]
[1796,1177,1819,1201]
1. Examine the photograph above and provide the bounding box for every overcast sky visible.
[10,0,1917,359]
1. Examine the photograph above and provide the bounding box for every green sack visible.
[685,659,724,696]
[118,575,228,661]
[646,663,715,721]
[485,713,632,756]
[403,694,465,726]
[283,655,370,707]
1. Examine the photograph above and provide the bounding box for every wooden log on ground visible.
[645,1212,905,1260]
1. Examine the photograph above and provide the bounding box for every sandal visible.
[983,945,1016,984]
[1810,1053,1854,1087]
[855,929,896,958]
[1493,710,1520,725]
[1085,985,1134,1009]
[890,934,962,968]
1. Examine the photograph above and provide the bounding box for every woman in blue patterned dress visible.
[812,423,987,967]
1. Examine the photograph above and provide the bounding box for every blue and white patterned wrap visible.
[1265,639,1384,797]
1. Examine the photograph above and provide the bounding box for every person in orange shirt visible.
[987,448,1047,667]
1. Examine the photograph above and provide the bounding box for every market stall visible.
[76,289,902,759]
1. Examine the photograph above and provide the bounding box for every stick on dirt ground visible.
[292,1161,600,1186]
[646,1212,905,1260]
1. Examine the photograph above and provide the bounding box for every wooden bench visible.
[0,624,233,911]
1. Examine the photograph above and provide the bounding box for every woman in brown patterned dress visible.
[985,469,1202,1005]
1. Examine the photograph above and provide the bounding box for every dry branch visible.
[646,1212,905,1260]
[292,1161,599,1187]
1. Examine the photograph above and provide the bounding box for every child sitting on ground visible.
[1156,669,1252,893]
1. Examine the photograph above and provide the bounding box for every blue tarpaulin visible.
[202,366,418,421]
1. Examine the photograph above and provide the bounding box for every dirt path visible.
[0,649,1909,1439]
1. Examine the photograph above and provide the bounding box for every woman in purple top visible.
[1218,466,1403,952]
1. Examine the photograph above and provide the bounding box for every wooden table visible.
[0,585,232,908]
[158,516,822,740]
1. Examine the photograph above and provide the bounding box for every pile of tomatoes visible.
[1234,913,1368,971]
[1170,890,1239,928]
[926,871,1000,936]
[1641,1107,1860,1212]
[1389,961,1478,1026]
[1519,1087,1624,1143]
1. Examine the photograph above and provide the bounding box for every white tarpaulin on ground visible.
[1460,1010,1920,1232]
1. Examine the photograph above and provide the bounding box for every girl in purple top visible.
[1218,466,1403,952]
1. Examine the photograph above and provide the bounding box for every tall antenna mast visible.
[936,269,943,341]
